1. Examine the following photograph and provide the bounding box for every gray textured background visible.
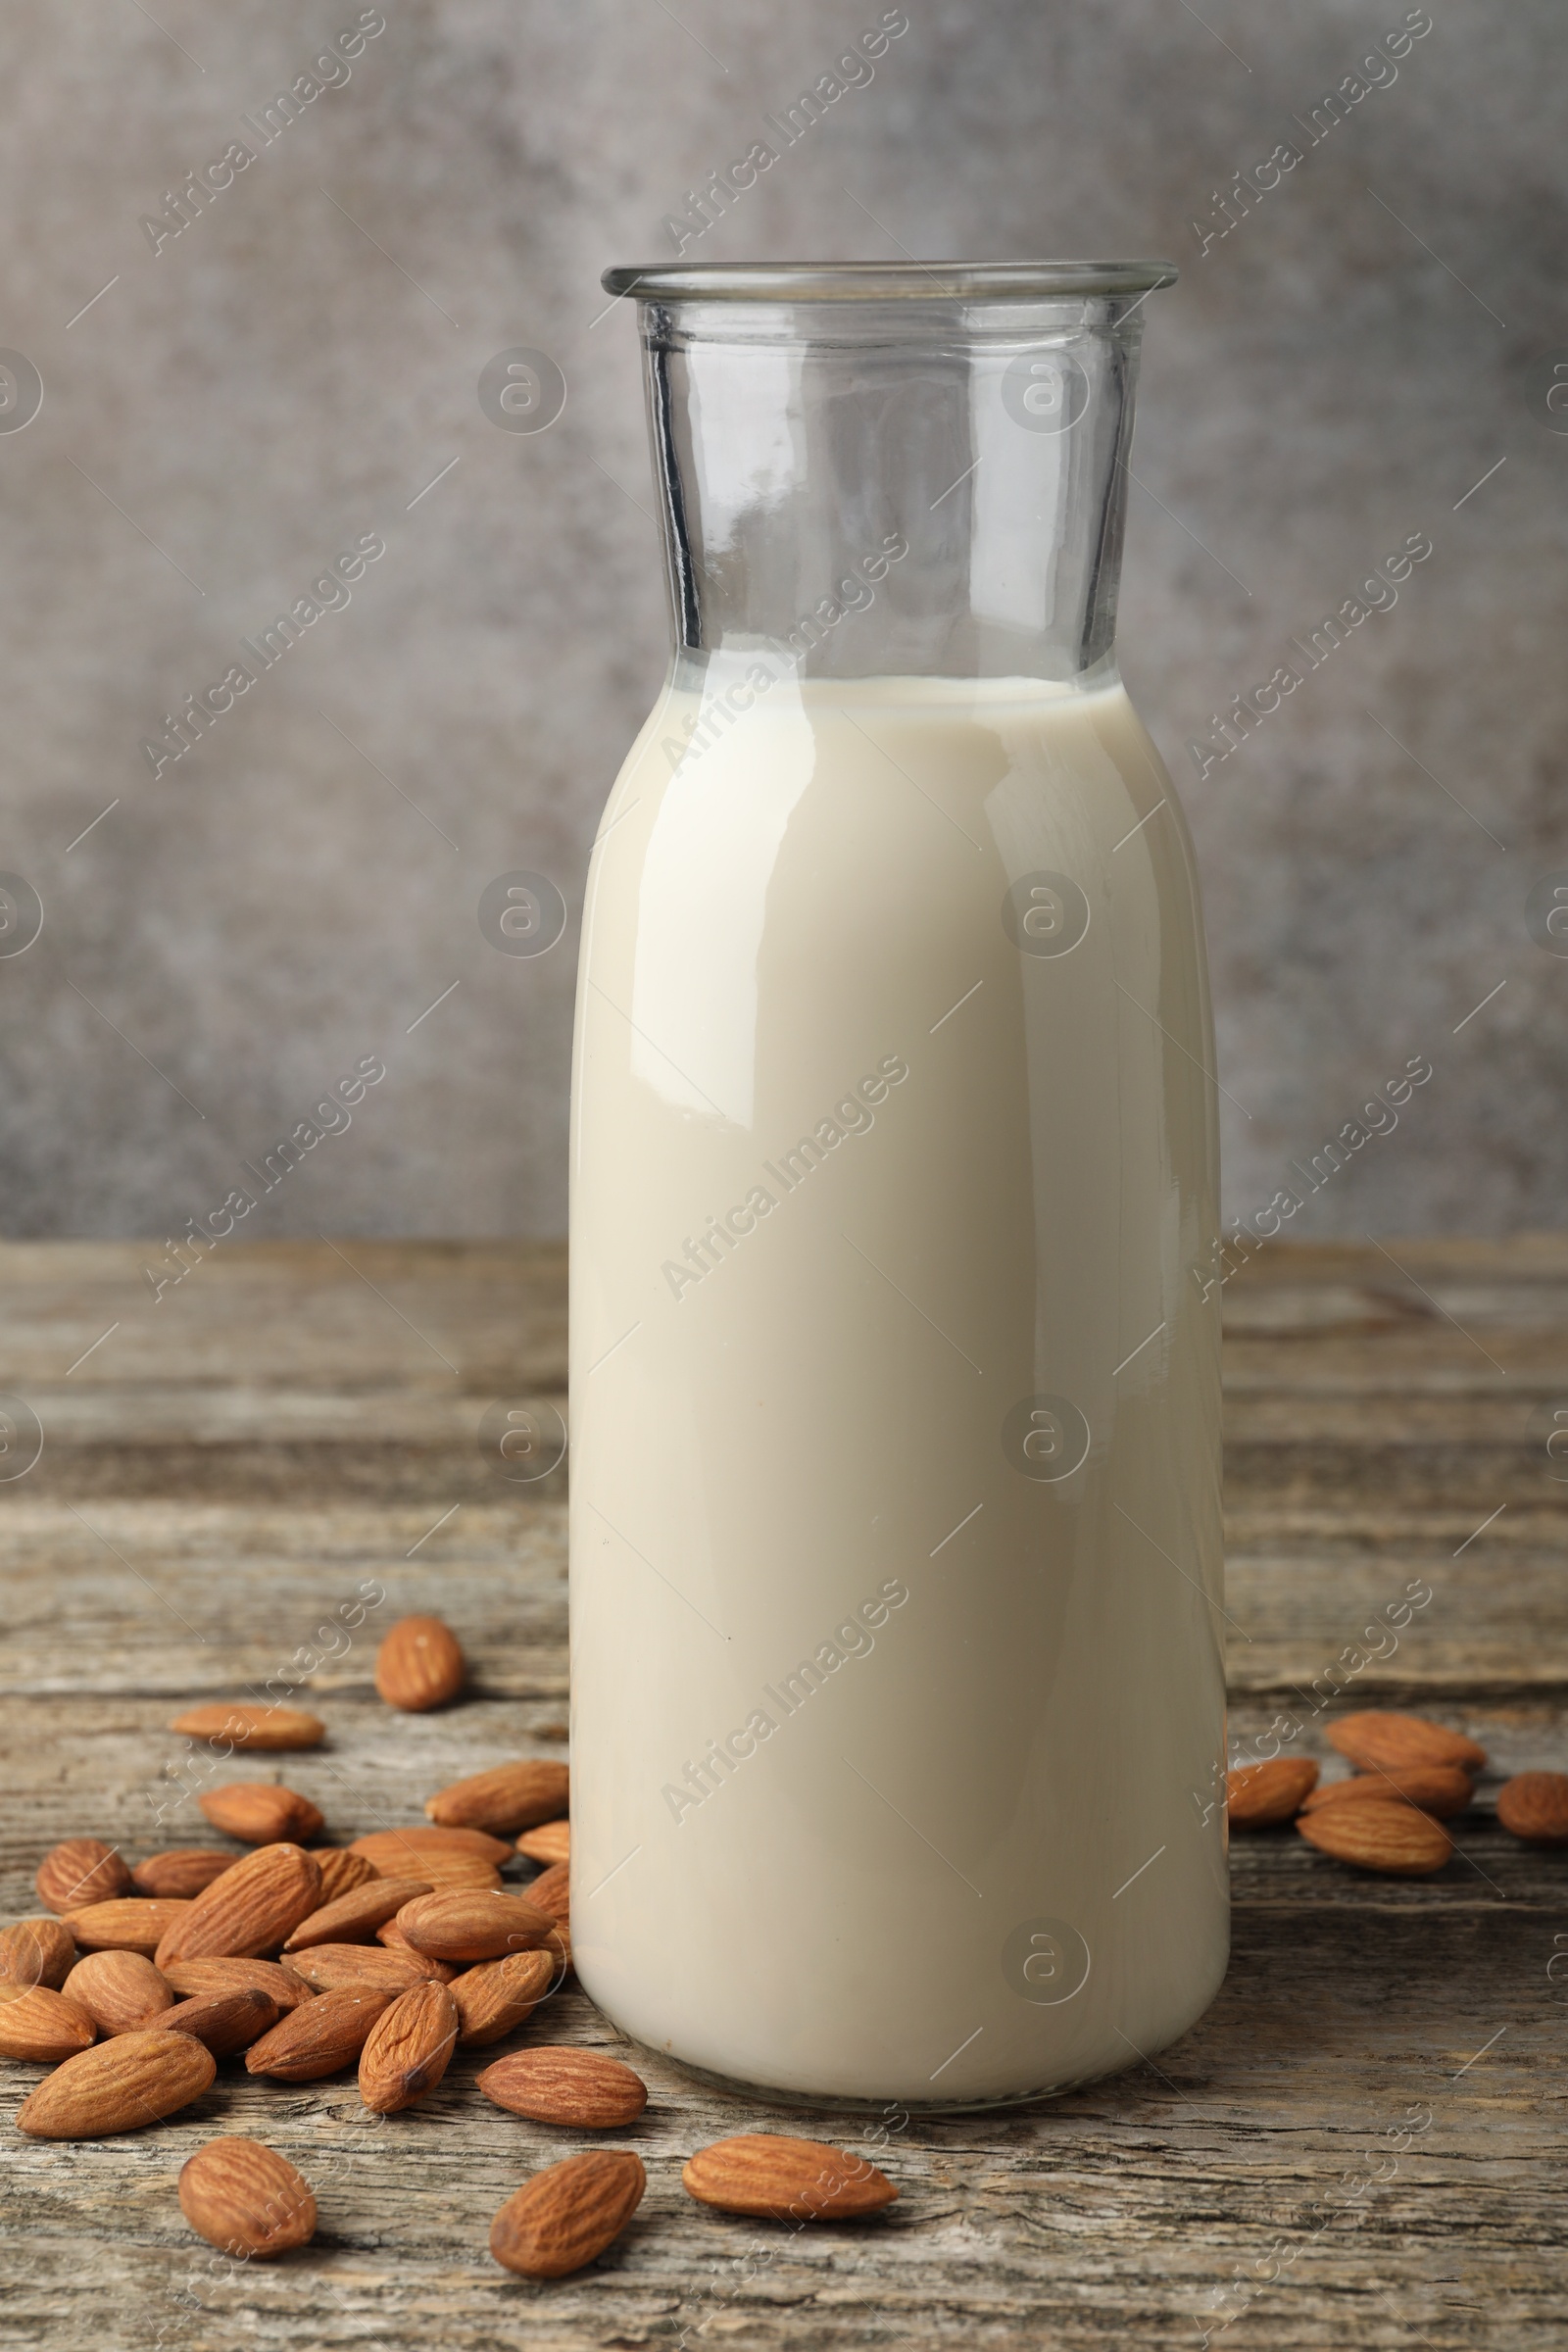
[1,0,1561,1242]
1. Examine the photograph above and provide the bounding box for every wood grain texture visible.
[2,1240,1565,2350]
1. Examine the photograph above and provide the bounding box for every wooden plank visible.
[0,1501,570,1699]
[2,1695,1563,2350]
[0,1493,1555,1704]
[1,1240,1564,2350]
[4,1910,1561,2352]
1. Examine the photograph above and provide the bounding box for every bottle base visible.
[614,2034,1146,2119]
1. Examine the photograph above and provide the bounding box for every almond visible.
[425,1760,570,1836]
[150,1986,281,2056]
[682,2133,899,2221]
[16,2025,216,2137]
[375,1920,458,1981]
[0,1917,76,1991]
[63,1951,173,2036]
[350,1825,513,1868]
[198,1784,325,1845]
[285,1943,445,1995]
[522,1863,569,1924]
[171,1703,325,1751]
[359,1982,461,2113]
[375,1616,466,1713]
[308,1848,379,1904]
[179,2136,317,2258]
[283,1878,433,1951]
[0,1986,97,2063]
[66,1899,193,1957]
[1226,1757,1319,1828]
[35,1838,133,1915]
[1301,1765,1473,1820]
[1326,1709,1487,1775]
[373,1850,498,1892]
[131,1849,239,1900]
[1496,1771,1568,1844]
[1297,1800,1452,1876]
[396,1888,554,1963]
[155,1843,322,1970]
[516,1821,569,1867]
[489,2150,646,2278]
[450,1949,554,2047]
[162,1957,315,2013]
[245,1985,396,2081]
[377,1850,500,1891]
[478,2046,647,2128]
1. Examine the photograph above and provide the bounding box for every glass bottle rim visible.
[601,259,1178,303]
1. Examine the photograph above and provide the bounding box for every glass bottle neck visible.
[634,293,1153,688]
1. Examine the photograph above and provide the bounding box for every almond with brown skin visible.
[1301,1766,1473,1820]
[171,1703,325,1751]
[350,1825,514,1869]
[198,1785,325,1845]
[367,1850,499,1892]
[522,1863,569,1924]
[1496,1771,1568,1844]
[308,1848,380,1904]
[161,1956,315,2013]
[490,2150,646,2278]
[131,1850,238,1900]
[1226,1758,1319,1828]
[179,2136,317,2257]
[63,1951,173,2036]
[1326,1710,1487,1775]
[359,1982,461,2113]
[36,1838,133,1915]
[154,1843,322,1970]
[245,1985,396,2081]
[282,1878,433,1951]
[683,2134,900,2221]
[1297,1800,1452,1876]
[374,1920,458,1981]
[450,1949,554,2047]
[150,1986,280,2056]
[375,1850,500,1892]
[478,2047,647,2128]
[285,1943,444,1995]
[0,1985,97,2063]
[16,2025,216,2137]
[515,1821,569,1867]
[66,1900,193,1957]
[375,1616,466,1713]
[0,1917,76,1990]
[396,1889,554,1964]
[425,1760,570,1836]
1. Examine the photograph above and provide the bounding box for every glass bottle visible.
[569,262,1225,2108]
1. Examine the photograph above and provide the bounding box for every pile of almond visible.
[1227,1707,1568,1873]
[0,1618,898,2279]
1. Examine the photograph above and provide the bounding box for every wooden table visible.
[2,1238,1564,2349]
